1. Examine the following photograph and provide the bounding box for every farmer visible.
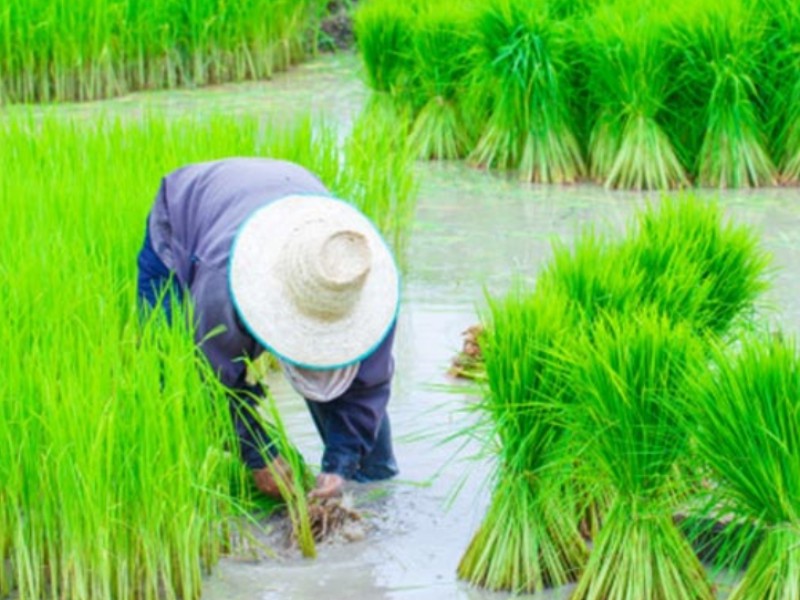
[136,158,400,500]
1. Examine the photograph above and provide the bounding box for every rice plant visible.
[0,110,417,598]
[0,0,326,104]
[457,286,588,592]
[582,2,689,190]
[407,3,476,160]
[759,0,800,183]
[354,0,418,108]
[536,228,642,324]
[565,311,714,600]
[467,0,585,183]
[686,335,800,599]
[622,195,772,337]
[672,0,777,188]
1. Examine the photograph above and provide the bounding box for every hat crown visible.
[282,225,372,320]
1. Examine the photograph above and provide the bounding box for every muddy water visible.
[201,157,800,598]
[192,54,800,600]
[27,52,800,600]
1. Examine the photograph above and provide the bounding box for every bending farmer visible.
[136,158,400,500]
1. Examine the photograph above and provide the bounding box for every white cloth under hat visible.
[229,194,400,369]
[280,360,360,402]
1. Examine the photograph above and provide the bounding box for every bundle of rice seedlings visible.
[467,0,584,183]
[760,0,800,183]
[582,2,688,190]
[622,195,772,337]
[457,286,588,592]
[686,335,800,599]
[565,311,714,600]
[672,0,777,188]
[354,0,418,111]
[536,228,642,323]
[407,2,476,160]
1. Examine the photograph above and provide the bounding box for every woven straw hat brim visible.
[229,195,399,369]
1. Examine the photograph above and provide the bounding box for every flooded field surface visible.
[204,158,800,599]
[29,51,800,600]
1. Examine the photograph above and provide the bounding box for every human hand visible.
[252,456,294,500]
[308,472,344,500]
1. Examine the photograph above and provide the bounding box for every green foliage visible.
[457,285,588,592]
[623,196,772,336]
[0,0,327,103]
[458,474,587,592]
[468,0,584,183]
[686,335,800,598]
[672,1,777,187]
[564,311,714,598]
[353,0,800,189]
[760,0,800,183]
[582,2,688,189]
[354,0,417,100]
[537,229,641,323]
[461,193,772,593]
[408,4,476,160]
[0,111,418,598]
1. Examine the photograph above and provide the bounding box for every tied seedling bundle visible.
[354,0,418,119]
[621,195,772,338]
[467,0,584,183]
[760,0,800,183]
[564,311,714,600]
[684,335,800,600]
[671,0,777,188]
[407,3,476,160]
[457,286,588,593]
[582,1,688,190]
[524,194,770,542]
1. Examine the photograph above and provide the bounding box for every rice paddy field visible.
[4,1,800,599]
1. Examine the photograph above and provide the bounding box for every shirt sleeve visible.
[311,324,397,479]
[190,262,277,469]
[189,262,257,388]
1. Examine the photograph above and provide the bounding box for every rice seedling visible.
[407,3,476,160]
[671,0,777,188]
[581,1,688,190]
[0,0,326,104]
[467,0,585,183]
[0,110,417,597]
[532,194,770,549]
[759,0,800,183]
[536,228,642,324]
[457,286,588,592]
[353,0,418,109]
[564,310,714,600]
[621,195,772,337]
[685,334,800,599]
[255,387,318,558]
[339,101,419,259]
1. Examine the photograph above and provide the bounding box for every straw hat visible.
[229,195,400,369]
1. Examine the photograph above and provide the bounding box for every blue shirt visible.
[147,158,396,477]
